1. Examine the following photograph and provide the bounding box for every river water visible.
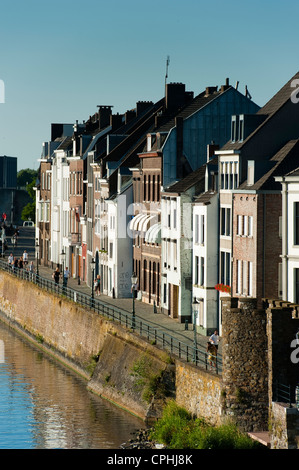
[0,320,146,449]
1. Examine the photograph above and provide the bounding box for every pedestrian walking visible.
[13,257,18,272]
[18,257,23,269]
[94,275,101,296]
[209,329,220,352]
[28,261,35,280]
[23,250,28,266]
[53,266,60,284]
[7,253,13,267]
[63,267,70,287]
[206,342,217,370]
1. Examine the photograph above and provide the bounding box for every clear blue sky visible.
[0,0,299,171]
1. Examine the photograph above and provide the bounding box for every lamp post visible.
[11,235,16,257]
[90,257,96,303]
[131,272,138,329]
[1,227,5,258]
[35,240,40,277]
[192,298,199,364]
[60,249,66,274]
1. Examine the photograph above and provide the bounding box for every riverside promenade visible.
[3,225,222,360]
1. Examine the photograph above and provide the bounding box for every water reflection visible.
[0,321,146,449]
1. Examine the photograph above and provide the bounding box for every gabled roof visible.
[222,71,299,151]
[239,139,299,191]
[156,88,226,134]
[193,190,217,205]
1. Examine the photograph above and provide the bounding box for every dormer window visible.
[231,115,239,142]
[239,115,244,141]
[247,161,255,186]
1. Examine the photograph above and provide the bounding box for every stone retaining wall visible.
[0,270,223,423]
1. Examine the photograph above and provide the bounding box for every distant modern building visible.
[0,155,17,188]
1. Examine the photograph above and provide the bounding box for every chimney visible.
[205,86,218,96]
[136,101,153,116]
[125,109,136,124]
[207,142,219,162]
[221,78,230,92]
[165,82,187,112]
[110,113,123,131]
[97,105,113,129]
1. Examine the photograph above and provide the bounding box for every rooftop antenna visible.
[165,55,170,88]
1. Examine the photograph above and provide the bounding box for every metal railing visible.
[274,381,294,407]
[0,258,222,374]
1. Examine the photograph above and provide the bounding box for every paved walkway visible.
[4,226,222,357]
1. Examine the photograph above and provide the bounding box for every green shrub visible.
[151,400,262,449]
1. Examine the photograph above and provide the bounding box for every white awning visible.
[129,213,147,231]
[139,215,156,232]
[129,213,157,232]
[145,223,161,244]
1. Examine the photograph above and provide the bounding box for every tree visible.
[17,168,38,187]
[19,169,37,222]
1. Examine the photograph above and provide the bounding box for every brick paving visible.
[5,225,222,357]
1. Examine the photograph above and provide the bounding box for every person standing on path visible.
[63,267,70,287]
[7,253,13,267]
[209,330,220,352]
[53,266,60,284]
[94,275,101,295]
[23,250,28,266]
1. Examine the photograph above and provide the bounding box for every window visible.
[195,214,199,243]
[200,257,204,286]
[248,216,253,236]
[295,269,299,304]
[278,263,282,298]
[295,202,299,245]
[221,207,231,236]
[195,256,199,285]
[173,241,177,270]
[220,251,231,286]
[143,260,147,291]
[236,259,242,294]
[248,262,252,296]
[109,242,113,259]
[237,215,243,236]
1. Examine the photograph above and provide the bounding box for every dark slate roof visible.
[163,163,206,194]
[57,135,73,151]
[222,71,299,151]
[239,139,299,190]
[163,155,218,194]
[156,88,225,134]
[193,190,217,204]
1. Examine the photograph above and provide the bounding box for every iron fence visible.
[0,258,222,374]
[274,381,294,407]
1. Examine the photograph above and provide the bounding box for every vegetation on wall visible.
[150,401,263,449]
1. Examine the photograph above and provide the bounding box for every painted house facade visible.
[215,71,299,325]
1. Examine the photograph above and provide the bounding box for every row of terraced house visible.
[35,71,299,336]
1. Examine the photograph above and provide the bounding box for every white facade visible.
[161,193,193,322]
[106,184,133,298]
[51,150,70,269]
[275,172,299,303]
[192,192,219,335]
